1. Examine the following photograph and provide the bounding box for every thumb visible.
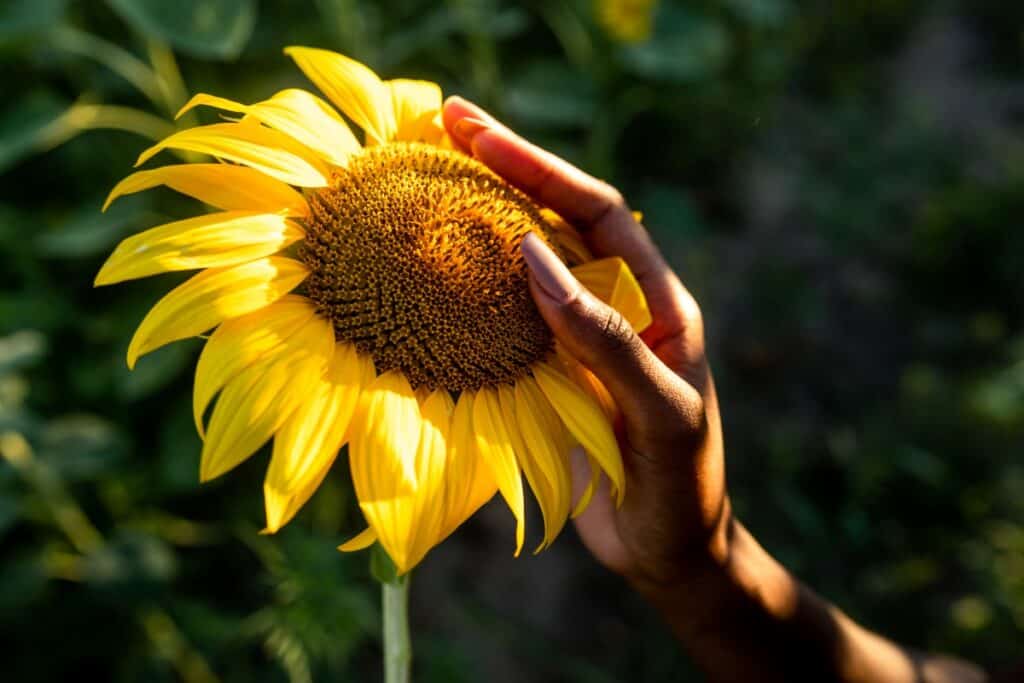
[520,233,704,449]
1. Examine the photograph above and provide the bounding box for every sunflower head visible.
[303,142,556,393]
[96,47,651,573]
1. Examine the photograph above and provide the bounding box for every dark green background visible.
[1,1,1021,681]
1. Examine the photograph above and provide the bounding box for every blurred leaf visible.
[378,5,528,67]
[36,195,153,259]
[0,494,21,540]
[0,330,46,376]
[37,414,127,481]
[951,595,993,631]
[115,338,199,401]
[246,530,376,674]
[721,0,792,29]
[80,531,178,593]
[0,0,66,42]
[105,0,256,60]
[157,403,202,495]
[0,555,47,615]
[0,290,72,334]
[378,8,460,67]
[503,61,597,128]
[48,26,169,112]
[894,446,947,487]
[417,637,474,683]
[484,6,530,38]
[620,7,730,82]
[0,91,68,173]
[967,360,1024,428]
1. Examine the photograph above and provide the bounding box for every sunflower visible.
[96,47,651,574]
[595,0,658,44]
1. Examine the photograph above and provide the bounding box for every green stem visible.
[382,575,411,683]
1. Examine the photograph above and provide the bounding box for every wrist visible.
[627,498,739,611]
[630,511,800,645]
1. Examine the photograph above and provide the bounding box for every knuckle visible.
[590,183,629,227]
[602,183,626,209]
[679,285,704,328]
[597,305,635,353]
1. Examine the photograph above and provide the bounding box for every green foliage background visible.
[1,0,1022,680]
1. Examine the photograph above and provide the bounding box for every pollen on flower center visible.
[301,142,556,392]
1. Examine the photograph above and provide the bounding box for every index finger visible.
[442,96,700,360]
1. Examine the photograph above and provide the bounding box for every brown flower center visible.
[301,142,555,392]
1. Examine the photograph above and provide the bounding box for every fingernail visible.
[521,232,579,304]
[452,117,490,145]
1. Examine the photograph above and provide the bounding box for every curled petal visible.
[338,527,377,552]
[179,89,361,167]
[388,79,443,143]
[571,257,652,333]
[532,361,625,505]
[136,121,330,187]
[285,46,396,145]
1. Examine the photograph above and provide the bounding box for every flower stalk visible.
[372,545,412,683]
[382,575,412,683]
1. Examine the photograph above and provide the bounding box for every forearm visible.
[634,515,986,683]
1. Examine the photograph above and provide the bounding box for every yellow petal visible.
[179,89,361,167]
[532,361,625,505]
[571,257,652,333]
[338,527,377,552]
[349,371,420,495]
[200,328,334,482]
[126,257,308,369]
[348,372,429,572]
[509,378,573,550]
[436,130,456,150]
[438,391,498,541]
[263,343,374,532]
[401,389,453,571]
[192,296,319,436]
[572,452,603,518]
[496,385,554,552]
[95,211,303,285]
[102,164,309,216]
[558,348,618,421]
[135,121,330,187]
[472,388,525,556]
[284,46,396,145]
[388,79,443,143]
[348,370,415,569]
[261,452,332,535]
[541,208,592,265]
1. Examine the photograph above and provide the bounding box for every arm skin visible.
[443,96,987,683]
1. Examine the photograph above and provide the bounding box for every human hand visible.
[442,97,990,683]
[442,97,729,592]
